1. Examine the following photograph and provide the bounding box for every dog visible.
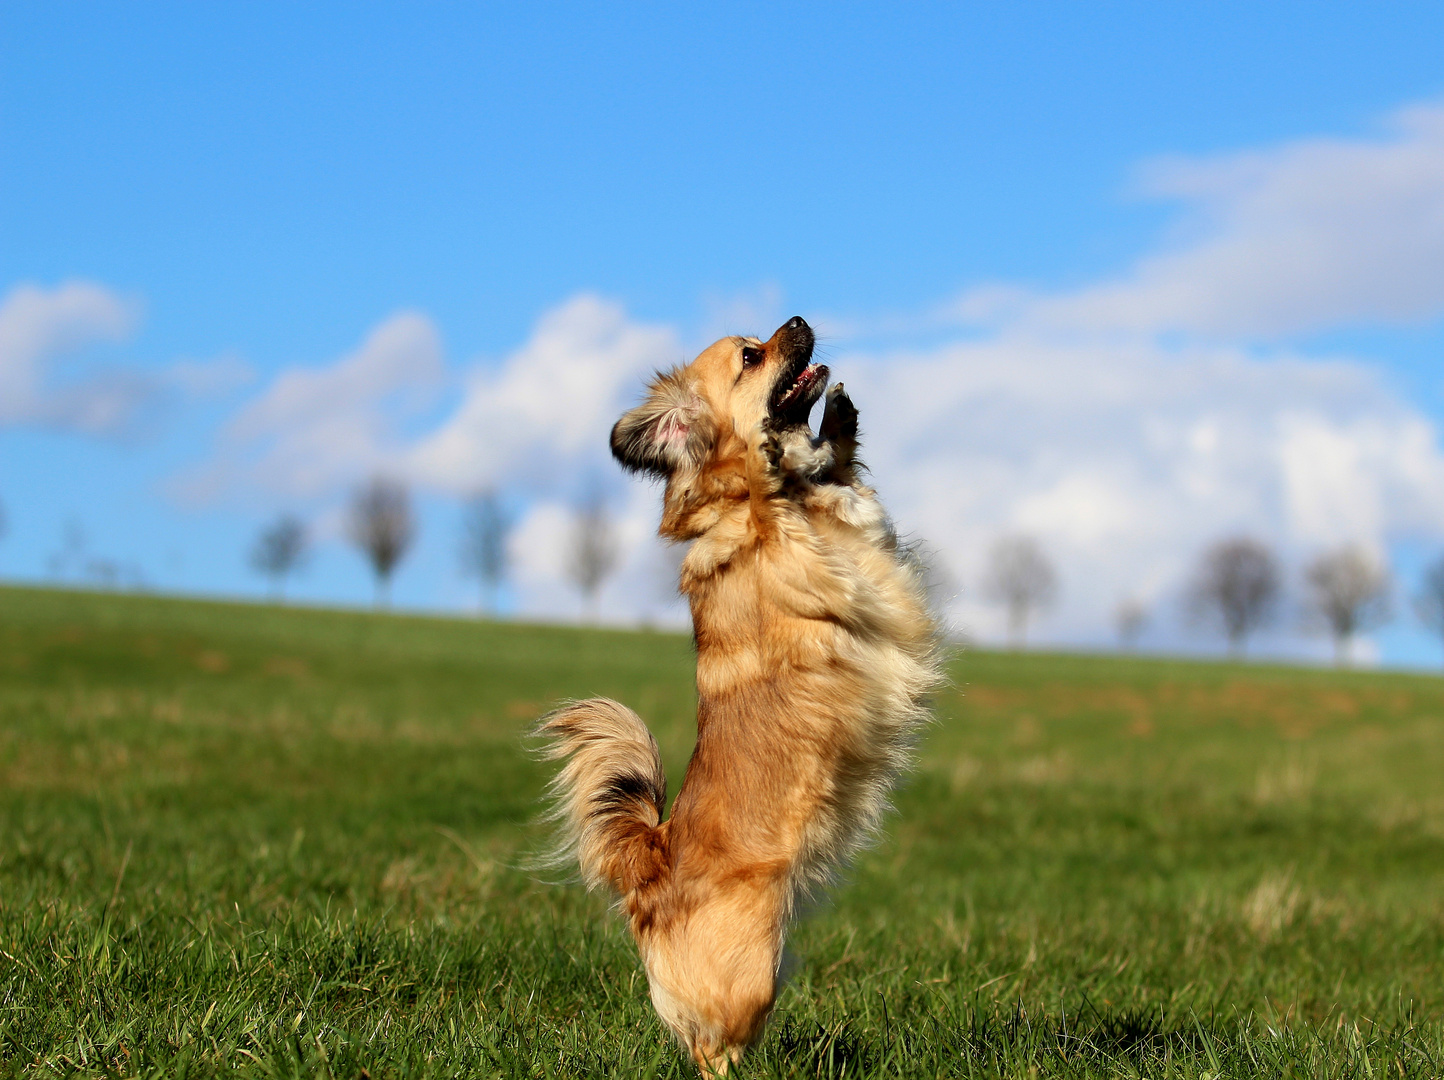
[536,316,941,1072]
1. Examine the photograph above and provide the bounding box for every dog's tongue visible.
[781,364,817,406]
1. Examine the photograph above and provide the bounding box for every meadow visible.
[2,584,1442,1078]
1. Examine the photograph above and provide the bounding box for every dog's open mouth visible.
[771,361,829,423]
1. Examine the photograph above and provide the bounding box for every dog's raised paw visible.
[819,383,858,444]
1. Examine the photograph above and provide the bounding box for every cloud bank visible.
[0,280,252,438]
[0,281,142,434]
[957,101,1444,340]
[187,99,1444,649]
[843,336,1444,646]
[214,311,447,499]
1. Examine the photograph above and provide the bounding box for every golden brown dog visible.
[536,316,940,1072]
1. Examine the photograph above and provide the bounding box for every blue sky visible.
[5,3,1444,664]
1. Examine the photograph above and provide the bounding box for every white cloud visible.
[873,98,1444,651]
[186,311,446,500]
[165,353,254,398]
[190,99,1444,654]
[184,296,685,621]
[0,281,143,434]
[195,297,1444,646]
[195,295,680,504]
[190,295,693,623]
[951,101,1444,339]
[0,280,247,440]
[407,294,680,495]
[838,334,1444,648]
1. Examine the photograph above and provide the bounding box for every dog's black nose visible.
[786,316,808,332]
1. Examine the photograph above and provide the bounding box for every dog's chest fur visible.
[669,473,938,897]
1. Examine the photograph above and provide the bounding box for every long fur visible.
[535,320,942,1073]
[535,699,669,894]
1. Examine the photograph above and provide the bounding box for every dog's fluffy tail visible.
[534,699,671,897]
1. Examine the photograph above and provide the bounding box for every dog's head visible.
[611,316,827,480]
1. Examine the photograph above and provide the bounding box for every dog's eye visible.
[741,346,764,369]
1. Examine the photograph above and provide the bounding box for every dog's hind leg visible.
[641,880,786,1075]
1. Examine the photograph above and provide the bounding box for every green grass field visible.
[2,585,1443,1078]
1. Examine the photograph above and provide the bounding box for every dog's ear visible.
[611,370,708,477]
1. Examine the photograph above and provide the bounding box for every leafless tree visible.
[348,477,415,608]
[1413,553,1444,668]
[459,489,513,615]
[1305,544,1390,666]
[568,495,619,621]
[86,557,119,588]
[250,514,307,601]
[1115,598,1148,651]
[1186,537,1280,657]
[983,535,1057,649]
[47,519,87,580]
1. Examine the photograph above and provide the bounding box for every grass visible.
[2,584,1443,1077]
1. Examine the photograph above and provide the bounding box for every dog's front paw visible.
[819,383,858,445]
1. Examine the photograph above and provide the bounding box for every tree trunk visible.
[1007,603,1027,650]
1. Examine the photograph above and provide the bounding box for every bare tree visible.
[86,557,119,588]
[1115,598,1148,651]
[250,514,307,601]
[1305,544,1390,666]
[47,519,87,580]
[1413,553,1444,668]
[568,496,619,621]
[348,477,415,608]
[459,490,513,615]
[1186,537,1280,657]
[983,535,1057,649]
